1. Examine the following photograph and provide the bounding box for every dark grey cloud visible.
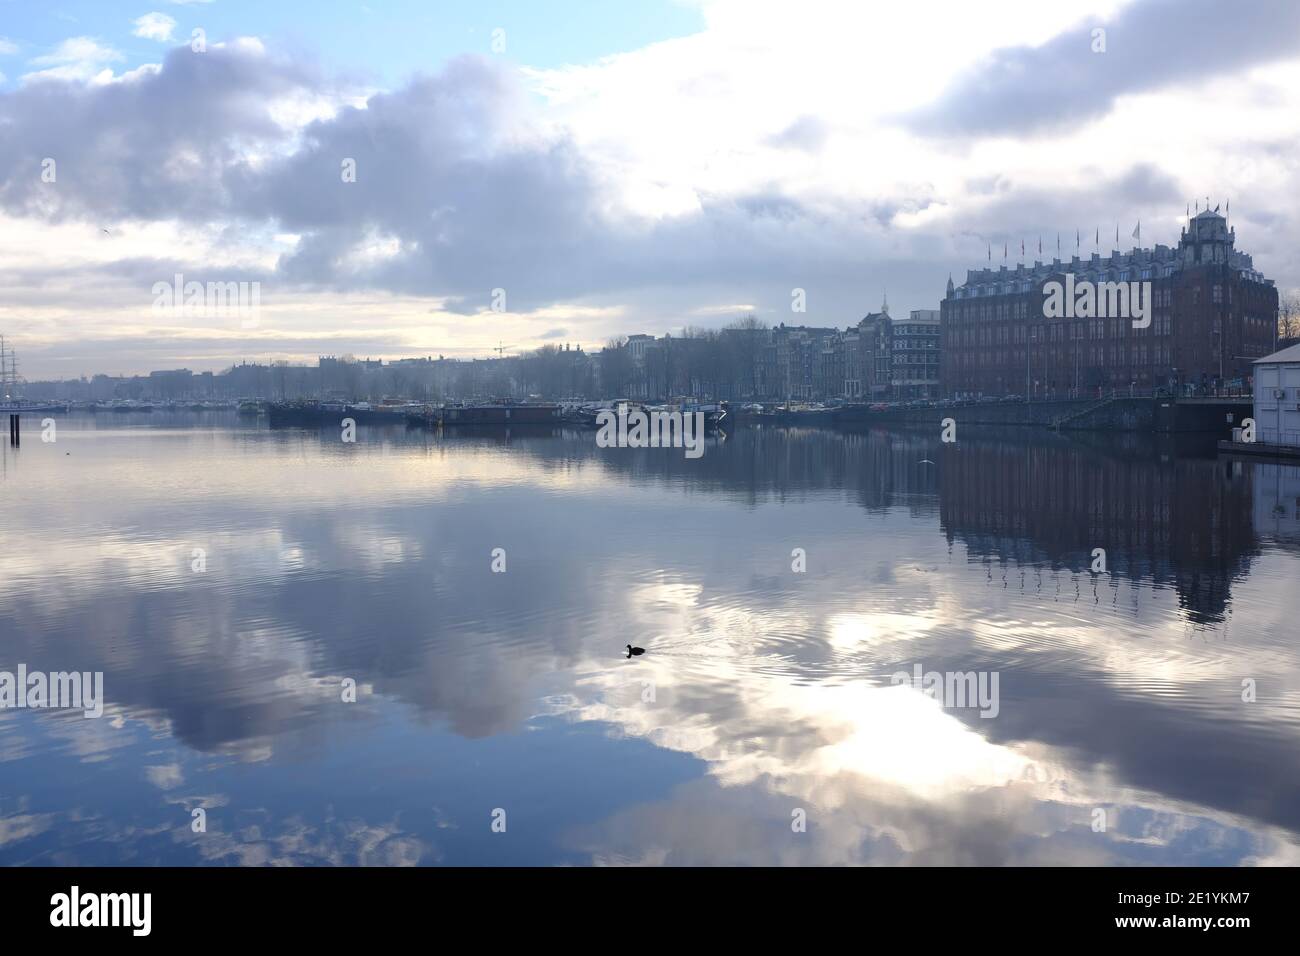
[964,163,1183,244]
[906,0,1300,137]
[937,163,1230,282]
[0,43,319,221]
[0,46,896,319]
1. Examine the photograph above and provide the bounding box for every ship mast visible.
[0,335,20,403]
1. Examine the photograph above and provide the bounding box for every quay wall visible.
[837,398,1251,435]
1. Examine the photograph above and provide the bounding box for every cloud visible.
[0,45,884,320]
[2,2,1300,376]
[23,37,123,84]
[0,38,19,56]
[133,13,178,44]
[145,764,185,790]
[953,163,1184,252]
[765,114,828,153]
[0,42,321,221]
[906,0,1300,137]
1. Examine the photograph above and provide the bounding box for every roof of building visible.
[1254,343,1300,364]
[949,209,1271,298]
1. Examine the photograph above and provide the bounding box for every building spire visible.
[882,289,889,315]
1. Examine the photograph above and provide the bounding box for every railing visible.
[1167,384,1253,399]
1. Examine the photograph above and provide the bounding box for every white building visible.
[1253,343,1300,446]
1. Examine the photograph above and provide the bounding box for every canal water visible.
[1,413,1298,864]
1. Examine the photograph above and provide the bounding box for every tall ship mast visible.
[0,335,24,405]
[0,335,9,401]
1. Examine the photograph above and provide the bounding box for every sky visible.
[2,0,1299,378]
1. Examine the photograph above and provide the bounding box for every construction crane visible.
[493,342,513,358]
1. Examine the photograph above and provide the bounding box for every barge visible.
[406,403,562,428]
[267,401,421,427]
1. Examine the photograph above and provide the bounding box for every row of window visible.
[946,315,1180,346]
[950,344,1176,367]
[952,265,1180,298]
[947,287,1185,323]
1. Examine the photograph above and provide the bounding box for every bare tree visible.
[723,314,768,399]
[600,337,631,398]
[1279,289,1300,348]
[678,327,719,397]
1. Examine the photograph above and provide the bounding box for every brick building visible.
[940,210,1278,398]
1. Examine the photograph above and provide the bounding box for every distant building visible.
[625,334,655,365]
[147,368,194,399]
[890,310,941,399]
[850,302,940,400]
[940,209,1279,398]
[856,308,890,399]
[624,334,657,398]
[839,326,862,398]
[767,324,837,400]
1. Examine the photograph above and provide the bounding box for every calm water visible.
[2,412,1299,865]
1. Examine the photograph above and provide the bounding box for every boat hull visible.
[406,405,563,428]
[267,403,415,427]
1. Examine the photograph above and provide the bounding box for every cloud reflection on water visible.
[1,419,1297,864]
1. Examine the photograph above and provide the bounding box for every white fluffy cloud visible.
[23,37,124,84]
[133,13,178,43]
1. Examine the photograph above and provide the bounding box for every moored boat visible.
[0,401,71,414]
[405,402,562,428]
[267,400,424,427]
